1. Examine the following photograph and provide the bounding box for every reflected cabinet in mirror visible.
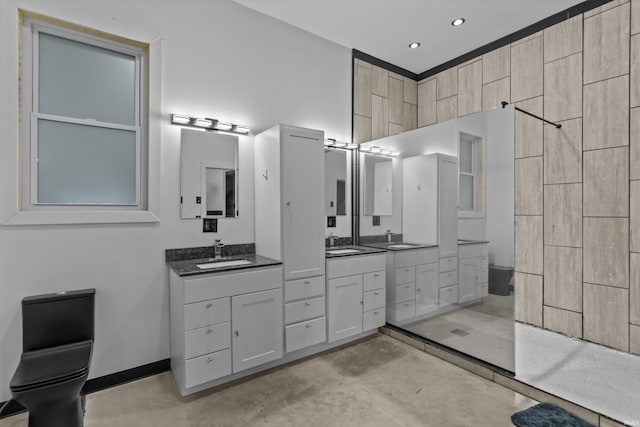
[362,153,392,216]
[180,129,239,219]
[325,147,352,240]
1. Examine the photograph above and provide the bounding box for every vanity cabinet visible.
[458,243,489,304]
[255,124,326,353]
[169,266,283,396]
[386,248,439,323]
[327,253,386,342]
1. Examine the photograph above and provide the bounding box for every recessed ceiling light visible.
[409,42,421,49]
[451,18,466,26]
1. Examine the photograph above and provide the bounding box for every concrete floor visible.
[0,334,536,427]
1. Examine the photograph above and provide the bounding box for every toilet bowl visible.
[10,289,95,427]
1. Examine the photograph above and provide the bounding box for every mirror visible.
[325,147,352,239]
[180,129,239,219]
[362,153,392,216]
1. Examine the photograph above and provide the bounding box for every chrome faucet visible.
[328,233,336,247]
[214,239,224,258]
[386,229,393,243]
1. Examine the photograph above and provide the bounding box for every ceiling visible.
[232,0,586,74]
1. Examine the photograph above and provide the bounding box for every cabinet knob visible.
[206,303,213,309]
[405,303,410,307]
[235,330,239,337]
[405,268,411,272]
[374,311,379,315]
[416,288,420,292]
[306,324,312,328]
[206,329,213,334]
[405,285,410,289]
[360,301,364,305]
[304,280,311,285]
[374,292,379,295]
[374,274,379,277]
[207,357,214,363]
[305,302,311,307]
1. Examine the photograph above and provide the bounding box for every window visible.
[20,14,149,212]
[458,133,482,214]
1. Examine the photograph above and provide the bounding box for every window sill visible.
[2,210,160,226]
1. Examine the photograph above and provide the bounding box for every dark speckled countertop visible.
[168,254,282,277]
[457,239,489,245]
[324,245,387,258]
[360,242,438,251]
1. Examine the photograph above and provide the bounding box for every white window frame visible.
[457,131,484,218]
[458,137,476,211]
[3,12,161,225]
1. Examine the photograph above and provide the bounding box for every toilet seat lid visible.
[10,340,92,391]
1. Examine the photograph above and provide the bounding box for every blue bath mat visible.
[511,402,595,427]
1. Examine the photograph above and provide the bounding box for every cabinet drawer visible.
[439,256,457,273]
[363,309,385,331]
[478,283,489,297]
[285,296,325,324]
[185,348,231,389]
[458,244,483,259]
[184,266,282,303]
[391,283,415,303]
[394,300,415,321]
[184,297,230,330]
[439,285,459,307]
[184,322,231,359]
[326,253,386,279]
[363,288,385,311]
[395,266,415,285]
[285,317,326,353]
[395,249,438,267]
[478,269,489,284]
[363,270,385,292]
[439,270,458,287]
[284,276,325,302]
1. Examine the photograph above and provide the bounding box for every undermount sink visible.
[326,248,361,255]
[196,259,253,269]
[387,244,419,249]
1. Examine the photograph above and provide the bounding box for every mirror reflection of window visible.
[325,149,347,216]
[363,153,393,216]
[458,133,482,213]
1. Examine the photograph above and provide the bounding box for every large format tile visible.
[483,45,510,84]
[482,77,510,111]
[544,15,583,63]
[516,215,544,275]
[388,123,403,136]
[371,95,389,140]
[633,181,640,251]
[372,64,388,97]
[544,183,582,247]
[631,252,640,325]
[436,67,458,100]
[354,115,372,144]
[583,283,629,352]
[584,3,630,84]
[388,76,404,125]
[631,324,640,356]
[511,37,543,102]
[584,0,629,18]
[583,75,630,150]
[403,103,417,132]
[515,156,543,215]
[544,118,582,184]
[583,147,629,217]
[544,246,582,312]
[634,0,640,35]
[354,59,372,117]
[544,53,583,122]
[632,35,640,107]
[583,217,629,288]
[515,273,543,327]
[436,96,457,123]
[514,97,543,158]
[417,78,437,127]
[543,305,582,338]
[457,60,482,117]
[404,77,417,105]
[632,108,640,179]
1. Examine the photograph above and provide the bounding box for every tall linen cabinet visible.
[254,125,326,353]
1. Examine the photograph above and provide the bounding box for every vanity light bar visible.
[324,138,357,150]
[171,114,251,135]
[358,145,398,157]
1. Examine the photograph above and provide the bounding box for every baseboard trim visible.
[0,358,170,419]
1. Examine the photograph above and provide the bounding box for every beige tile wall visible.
[353,0,638,355]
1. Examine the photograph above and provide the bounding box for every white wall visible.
[0,0,350,401]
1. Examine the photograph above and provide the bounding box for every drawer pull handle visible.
[305,302,311,307]
[206,303,213,309]
[405,303,410,307]
[416,288,420,292]
[304,281,311,285]
[206,329,213,334]
[360,301,364,305]
[235,330,239,337]
[207,357,214,363]
[306,324,312,328]
[374,292,380,295]
[405,285,410,289]
[374,274,379,277]
[405,269,411,272]
[374,311,379,315]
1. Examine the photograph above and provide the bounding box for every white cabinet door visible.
[282,127,325,281]
[458,258,477,303]
[415,263,438,316]
[438,156,458,258]
[232,288,283,373]
[328,275,363,342]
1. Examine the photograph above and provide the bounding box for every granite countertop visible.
[359,242,438,251]
[168,254,282,277]
[457,239,490,245]
[324,245,387,258]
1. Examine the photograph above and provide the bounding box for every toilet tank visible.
[21,288,96,352]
